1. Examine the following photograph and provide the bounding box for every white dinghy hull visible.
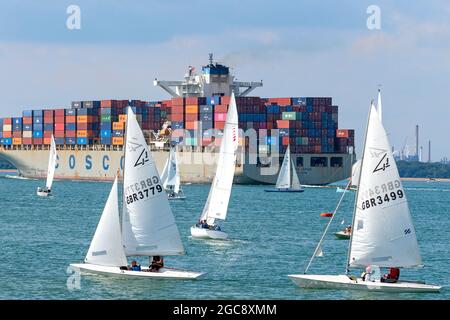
[288,274,441,293]
[70,263,205,280]
[190,226,228,240]
[36,188,51,197]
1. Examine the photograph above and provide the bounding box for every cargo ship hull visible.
[0,147,351,185]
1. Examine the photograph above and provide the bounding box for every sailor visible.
[149,256,164,272]
[382,267,400,283]
[129,260,141,271]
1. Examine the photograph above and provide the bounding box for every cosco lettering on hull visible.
[62,155,125,171]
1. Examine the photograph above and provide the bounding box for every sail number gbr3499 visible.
[360,179,405,210]
[125,176,163,204]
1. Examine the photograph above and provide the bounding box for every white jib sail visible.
[85,177,127,267]
[122,107,185,256]
[45,135,57,190]
[349,104,422,268]
[200,93,239,223]
[275,145,291,189]
[160,153,170,188]
[351,160,361,187]
[290,158,301,190]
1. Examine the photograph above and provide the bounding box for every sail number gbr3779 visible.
[360,179,405,210]
[125,176,163,204]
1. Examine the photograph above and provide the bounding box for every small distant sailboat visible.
[37,135,57,197]
[71,108,204,279]
[160,146,186,200]
[190,93,239,240]
[288,101,441,292]
[264,145,303,193]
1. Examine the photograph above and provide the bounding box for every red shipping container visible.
[172,97,184,106]
[13,131,21,138]
[215,105,228,113]
[54,130,65,138]
[43,138,52,145]
[221,96,230,105]
[171,106,184,114]
[33,138,43,145]
[282,136,290,145]
[55,109,65,117]
[23,117,32,125]
[2,131,12,138]
[3,118,12,125]
[44,131,53,138]
[44,110,54,117]
[185,113,198,121]
[215,121,225,130]
[185,97,198,105]
[276,120,290,129]
[66,116,76,123]
[44,116,54,123]
[54,123,65,131]
[336,129,349,138]
[65,130,76,137]
[171,113,184,121]
[185,121,198,130]
[55,116,65,123]
[23,138,32,144]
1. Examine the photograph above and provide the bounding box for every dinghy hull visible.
[190,226,228,240]
[36,188,51,197]
[70,263,205,280]
[288,274,441,293]
[334,231,350,240]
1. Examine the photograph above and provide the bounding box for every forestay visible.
[122,108,185,256]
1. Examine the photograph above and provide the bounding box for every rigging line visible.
[303,178,352,274]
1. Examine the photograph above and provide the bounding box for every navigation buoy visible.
[320,212,333,217]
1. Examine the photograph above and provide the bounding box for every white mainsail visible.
[160,154,169,188]
[290,158,302,190]
[275,145,291,189]
[377,89,382,122]
[122,107,185,256]
[45,135,57,190]
[349,104,422,268]
[200,93,239,224]
[351,160,361,187]
[85,177,127,267]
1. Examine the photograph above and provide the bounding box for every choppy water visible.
[0,173,448,300]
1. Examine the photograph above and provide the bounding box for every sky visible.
[1,0,450,160]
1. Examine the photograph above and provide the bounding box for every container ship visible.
[0,55,355,185]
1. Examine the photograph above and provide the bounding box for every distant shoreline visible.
[0,169,17,173]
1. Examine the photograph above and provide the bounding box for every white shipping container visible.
[3,124,12,131]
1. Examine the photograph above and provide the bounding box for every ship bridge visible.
[153,54,263,97]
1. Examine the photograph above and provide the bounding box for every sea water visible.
[0,174,448,299]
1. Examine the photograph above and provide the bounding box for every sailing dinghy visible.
[264,145,303,193]
[71,108,204,279]
[160,146,186,200]
[289,102,441,292]
[190,93,239,240]
[37,135,57,197]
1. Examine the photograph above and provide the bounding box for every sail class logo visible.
[373,153,390,173]
[134,149,149,167]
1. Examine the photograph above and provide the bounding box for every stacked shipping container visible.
[0,97,354,153]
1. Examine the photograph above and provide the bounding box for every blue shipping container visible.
[44,124,53,131]
[65,123,76,131]
[33,117,43,124]
[112,130,123,137]
[54,137,65,145]
[22,110,33,117]
[100,122,111,130]
[32,110,43,117]
[77,137,87,145]
[33,124,43,131]
[23,124,32,131]
[100,137,112,145]
[33,131,43,138]
[65,109,76,116]
[66,137,76,145]
[2,138,12,145]
[101,130,111,138]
